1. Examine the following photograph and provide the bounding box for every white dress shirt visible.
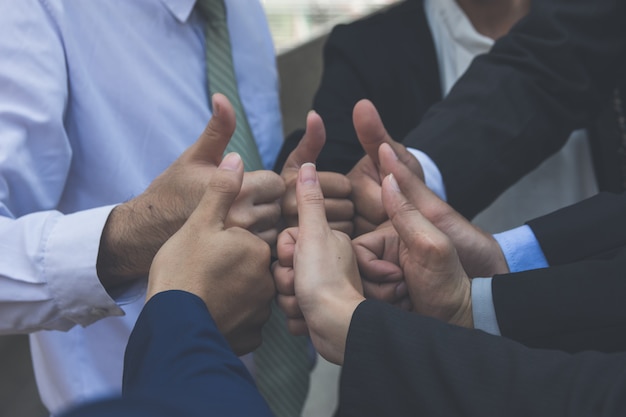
[0,0,282,413]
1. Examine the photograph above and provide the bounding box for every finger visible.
[379,143,449,222]
[378,143,428,205]
[193,152,244,230]
[276,227,298,267]
[282,111,326,171]
[323,198,354,222]
[296,163,330,235]
[328,220,354,236]
[352,99,393,167]
[273,264,295,296]
[356,254,404,283]
[241,171,286,204]
[190,93,236,165]
[228,202,281,233]
[318,172,351,198]
[381,173,447,254]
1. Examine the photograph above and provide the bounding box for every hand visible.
[347,99,424,236]
[352,221,411,311]
[97,94,284,287]
[147,153,274,355]
[378,143,508,278]
[274,163,364,365]
[379,146,473,328]
[280,111,353,235]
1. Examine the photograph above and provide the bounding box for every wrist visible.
[97,199,176,288]
[304,292,365,366]
[447,277,474,328]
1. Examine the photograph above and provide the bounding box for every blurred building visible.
[261,0,398,53]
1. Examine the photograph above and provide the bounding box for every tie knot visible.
[196,0,226,23]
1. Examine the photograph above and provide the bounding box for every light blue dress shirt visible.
[0,0,282,414]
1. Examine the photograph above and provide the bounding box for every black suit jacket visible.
[275,0,626,219]
[403,0,626,217]
[61,291,273,417]
[339,299,626,417]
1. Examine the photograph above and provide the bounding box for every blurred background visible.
[0,2,399,417]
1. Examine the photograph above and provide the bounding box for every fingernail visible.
[212,95,220,117]
[221,152,241,171]
[387,173,400,192]
[299,162,317,184]
[307,110,318,117]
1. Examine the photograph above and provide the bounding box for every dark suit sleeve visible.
[492,247,626,353]
[120,290,273,417]
[339,299,626,417]
[59,291,273,417]
[403,0,626,219]
[525,191,626,265]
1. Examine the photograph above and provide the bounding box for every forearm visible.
[97,199,179,287]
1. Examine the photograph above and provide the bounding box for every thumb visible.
[353,99,393,167]
[296,163,330,237]
[189,93,236,165]
[192,152,244,230]
[283,110,326,171]
[381,173,443,254]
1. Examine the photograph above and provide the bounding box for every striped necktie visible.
[197,0,264,170]
[195,1,311,415]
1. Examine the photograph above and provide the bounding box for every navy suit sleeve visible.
[403,0,626,218]
[60,291,273,417]
[339,300,626,417]
[121,290,273,417]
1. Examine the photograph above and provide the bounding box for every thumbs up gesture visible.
[347,99,424,236]
[147,152,274,355]
[274,163,363,365]
[279,111,354,235]
[97,94,284,288]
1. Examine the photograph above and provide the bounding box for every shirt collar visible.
[160,0,197,22]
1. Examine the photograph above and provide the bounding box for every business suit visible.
[61,291,273,417]
[275,0,625,219]
[338,299,626,417]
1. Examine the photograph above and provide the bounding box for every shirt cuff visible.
[493,225,549,273]
[471,278,500,335]
[406,147,447,201]
[44,205,125,327]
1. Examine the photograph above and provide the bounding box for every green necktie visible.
[198,0,264,170]
[196,1,311,415]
